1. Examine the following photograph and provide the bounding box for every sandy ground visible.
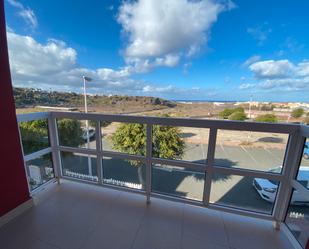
[100,122,288,150]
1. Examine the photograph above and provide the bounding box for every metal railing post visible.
[48,113,62,184]
[273,130,304,228]
[96,121,103,184]
[203,128,217,206]
[146,124,152,204]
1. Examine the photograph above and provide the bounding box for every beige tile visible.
[182,204,229,247]
[131,198,183,249]
[222,212,283,249]
[0,180,294,249]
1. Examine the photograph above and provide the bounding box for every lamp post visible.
[248,94,253,119]
[247,95,253,144]
[83,76,92,176]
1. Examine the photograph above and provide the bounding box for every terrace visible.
[0,1,309,248]
[1,111,309,249]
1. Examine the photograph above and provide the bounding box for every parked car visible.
[253,166,309,205]
[82,128,95,141]
[303,142,309,159]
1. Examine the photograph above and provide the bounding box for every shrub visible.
[111,122,185,185]
[219,107,245,119]
[57,119,84,147]
[228,111,247,121]
[291,108,304,118]
[255,114,278,123]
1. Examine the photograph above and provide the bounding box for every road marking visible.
[220,143,228,157]
[201,143,206,161]
[264,147,282,163]
[240,145,259,167]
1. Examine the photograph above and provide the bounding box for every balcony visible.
[2,111,309,249]
[0,179,294,249]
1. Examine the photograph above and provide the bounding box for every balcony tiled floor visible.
[0,180,293,249]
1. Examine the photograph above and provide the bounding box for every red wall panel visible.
[0,0,30,217]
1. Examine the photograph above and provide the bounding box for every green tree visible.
[219,107,245,119]
[111,123,185,185]
[19,119,49,154]
[219,108,234,119]
[291,108,304,118]
[19,119,84,155]
[57,119,84,147]
[228,111,247,121]
[255,114,278,123]
[234,107,245,113]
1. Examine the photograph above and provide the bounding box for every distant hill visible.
[13,87,176,109]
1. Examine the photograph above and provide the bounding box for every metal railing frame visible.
[17,111,309,227]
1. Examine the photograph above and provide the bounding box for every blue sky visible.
[4,0,309,101]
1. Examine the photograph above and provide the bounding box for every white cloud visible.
[7,32,143,93]
[242,55,261,67]
[7,0,23,8]
[142,85,174,93]
[7,0,38,29]
[295,61,309,77]
[249,60,294,79]
[19,9,37,29]
[242,59,309,92]
[247,24,271,45]
[117,0,234,71]
[8,32,76,76]
[7,31,217,99]
[239,83,255,90]
[259,78,309,91]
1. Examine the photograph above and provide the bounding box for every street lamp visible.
[83,76,92,176]
[248,94,253,119]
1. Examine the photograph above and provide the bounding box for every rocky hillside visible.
[13,87,176,109]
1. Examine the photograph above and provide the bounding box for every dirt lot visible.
[100,122,289,150]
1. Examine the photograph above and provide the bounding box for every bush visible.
[111,123,185,160]
[57,119,84,147]
[218,109,234,119]
[219,107,245,119]
[291,108,304,118]
[19,119,49,154]
[255,114,278,123]
[111,122,185,185]
[228,111,247,121]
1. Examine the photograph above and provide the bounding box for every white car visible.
[253,166,309,205]
[82,128,95,141]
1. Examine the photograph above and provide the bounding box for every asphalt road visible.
[63,139,309,215]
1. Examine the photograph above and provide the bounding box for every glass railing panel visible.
[19,119,50,155]
[214,130,289,173]
[102,157,146,190]
[26,153,54,190]
[151,163,205,201]
[285,190,309,248]
[210,173,279,214]
[152,125,209,164]
[60,151,98,182]
[101,122,146,156]
[57,118,96,149]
